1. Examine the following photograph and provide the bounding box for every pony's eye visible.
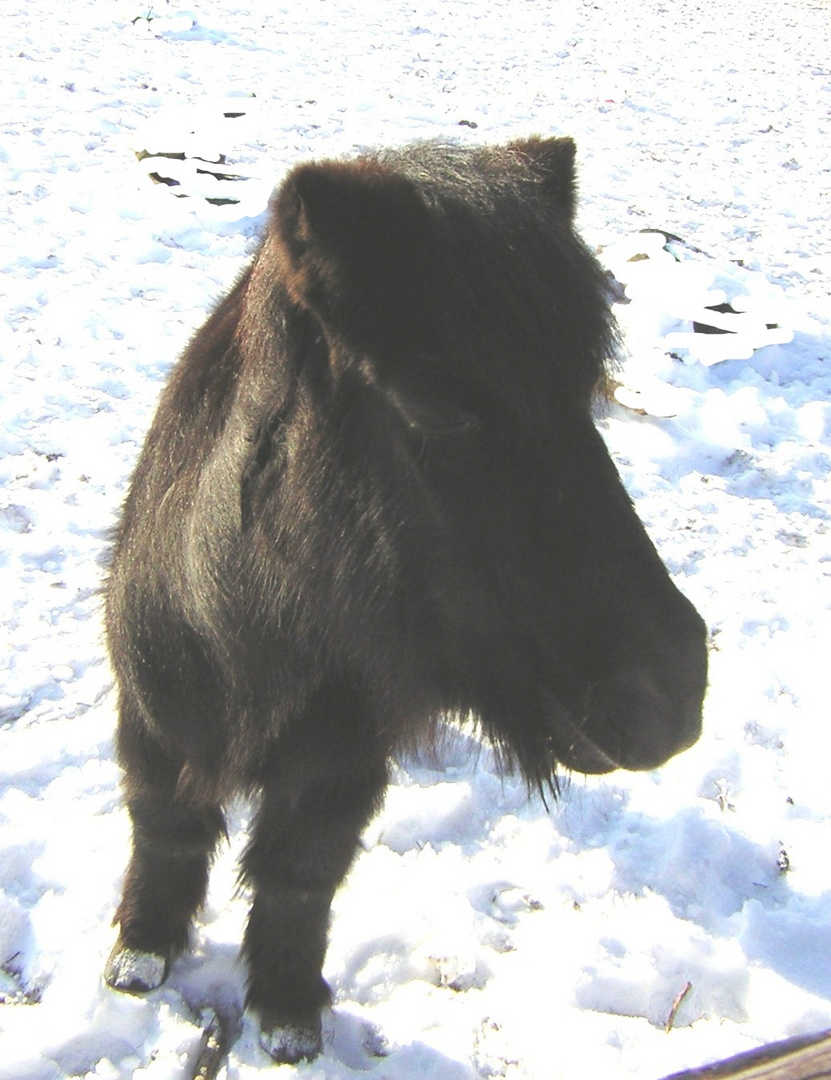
[385,388,477,436]
[400,402,476,435]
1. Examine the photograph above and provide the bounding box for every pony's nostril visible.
[579,666,703,773]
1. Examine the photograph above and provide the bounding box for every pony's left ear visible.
[509,136,578,220]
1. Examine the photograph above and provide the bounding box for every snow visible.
[1,0,830,1076]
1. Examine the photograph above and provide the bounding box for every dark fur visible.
[104,138,707,1060]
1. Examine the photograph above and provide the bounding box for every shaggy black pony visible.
[103,137,707,1063]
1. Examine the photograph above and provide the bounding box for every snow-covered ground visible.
[2,0,830,1077]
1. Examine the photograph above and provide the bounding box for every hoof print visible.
[104,943,169,994]
[362,1023,391,1058]
[259,1019,323,1064]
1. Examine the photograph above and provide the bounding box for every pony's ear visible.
[510,136,578,220]
[271,158,431,337]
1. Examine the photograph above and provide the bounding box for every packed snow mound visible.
[602,231,797,367]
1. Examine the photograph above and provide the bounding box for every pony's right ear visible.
[271,159,431,332]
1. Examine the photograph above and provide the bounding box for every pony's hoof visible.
[259,1017,323,1063]
[104,941,170,994]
